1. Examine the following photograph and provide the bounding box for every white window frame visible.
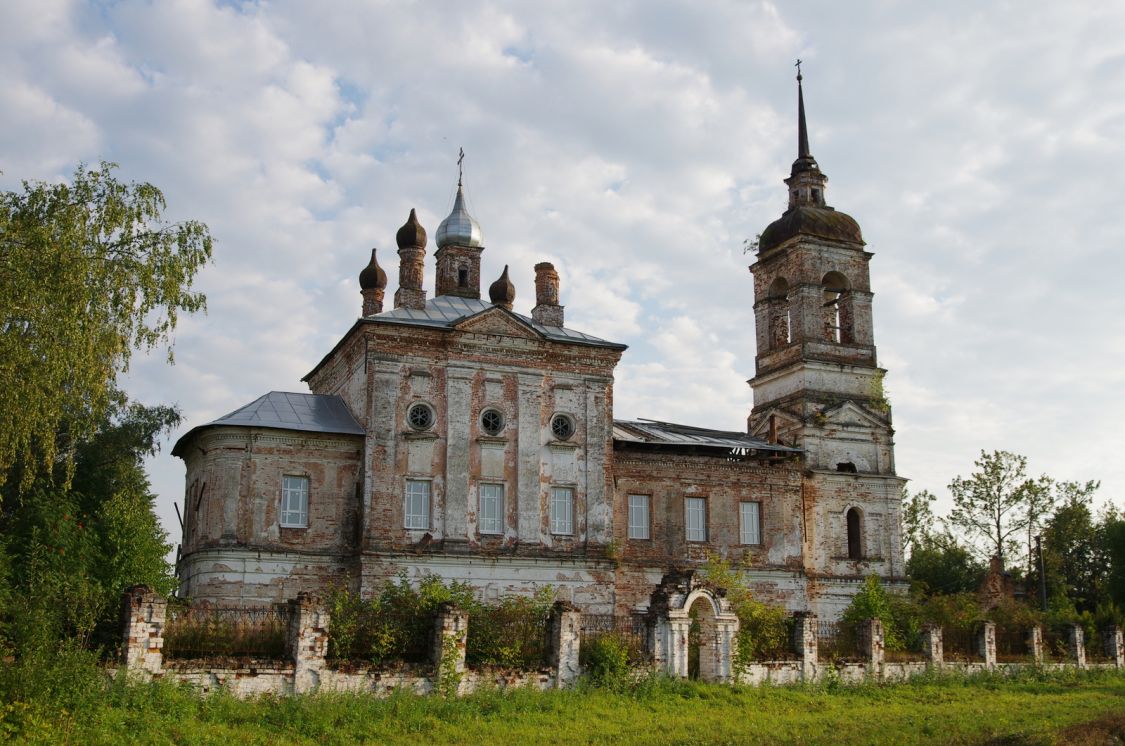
[685,496,707,543]
[628,494,650,540]
[479,483,504,535]
[404,479,431,530]
[550,486,575,535]
[740,501,762,545]
[280,475,309,528]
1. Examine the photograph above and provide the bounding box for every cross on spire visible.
[457,147,465,187]
[795,58,803,81]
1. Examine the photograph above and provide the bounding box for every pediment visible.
[453,307,542,340]
[820,401,888,429]
[749,407,802,440]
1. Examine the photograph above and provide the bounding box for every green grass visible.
[3,665,1125,745]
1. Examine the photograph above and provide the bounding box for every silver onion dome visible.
[435,186,484,248]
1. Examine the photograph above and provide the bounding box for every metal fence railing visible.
[466,606,552,669]
[1086,633,1111,663]
[817,620,861,662]
[995,626,1031,662]
[580,614,650,664]
[942,626,982,662]
[885,628,927,662]
[163,605,290,660]
[1042,627,1070,662]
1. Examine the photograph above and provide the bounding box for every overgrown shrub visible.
[579,633,631,687]
[466,587,554,668]
[699,555,793,670]
[841,575,903,650]
[326,573,475,665]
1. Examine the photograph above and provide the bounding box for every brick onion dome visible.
[358,248,387,290]
[396,208,427,249]
[488,265,516,308]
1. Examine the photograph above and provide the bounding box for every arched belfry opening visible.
[821,271,853,344]
[648,571,740,682]
[846,507,863,560]
[766,277,791,350]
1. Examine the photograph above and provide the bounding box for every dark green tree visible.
[906,533,986,596]
[0,401,180,654]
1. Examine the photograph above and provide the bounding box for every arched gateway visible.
[648,571,740,682]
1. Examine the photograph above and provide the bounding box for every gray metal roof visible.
[612,419,801,453]
[371,294,626,349]
[172,392,364,457]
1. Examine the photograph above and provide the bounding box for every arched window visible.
[846,507,863,560]
[821,272,851,343]
[767,276,790,349]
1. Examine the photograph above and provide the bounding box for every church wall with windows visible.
[173,72,909,619]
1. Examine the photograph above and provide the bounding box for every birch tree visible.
[0,162,211,494]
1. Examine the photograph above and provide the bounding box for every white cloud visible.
[4,0,1125,551]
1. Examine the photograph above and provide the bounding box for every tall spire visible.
[796,60,810,160]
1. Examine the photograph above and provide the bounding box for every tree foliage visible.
[0,401,180,655]
[906,533,986,596]
[948,450,1043,564]
[0,162,212,492]
[901,488,938,557]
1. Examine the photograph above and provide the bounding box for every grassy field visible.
[3,663,1125,745]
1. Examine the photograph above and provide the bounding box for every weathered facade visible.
[173,76,907,619]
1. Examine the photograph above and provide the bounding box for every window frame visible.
[480,407,505,436]
[846,507,864,560]
[550,413,575,441]
[684,496,707,543]
[739,500,762,546]
[406,401,435,431]
[479,483,505,535]
[280,474,309,528]
[404,479,431,530]
[627,494,651,540]
[549,486,575,536]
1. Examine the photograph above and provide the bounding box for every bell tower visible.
[748,66,906,602]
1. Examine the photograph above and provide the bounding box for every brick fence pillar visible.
[1027,625,1044,664]
[793,612,818,682]
[432,601,469,690]
[977,621,997,668]
[1103,626,1124,668]
[288,593,329,694]
[1068,623,1086,668]
[548,601,582,689]
[921,623,943,666]
[121,585,166,678]
[859,618,884,678]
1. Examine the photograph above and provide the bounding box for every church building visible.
[172,74,907,618]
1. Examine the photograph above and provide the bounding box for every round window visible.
[407,402,434,431]
[481,408,505,436]
[551,413,575,440]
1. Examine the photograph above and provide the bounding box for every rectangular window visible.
[280,475,308,528]
[685,496,707,542]
[404,479,431,530]
[740,501,762,545]
[479,483,504,535]
[628,495,650,540]
[550,487,574,535]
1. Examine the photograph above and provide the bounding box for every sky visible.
[4,0,1125,554]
